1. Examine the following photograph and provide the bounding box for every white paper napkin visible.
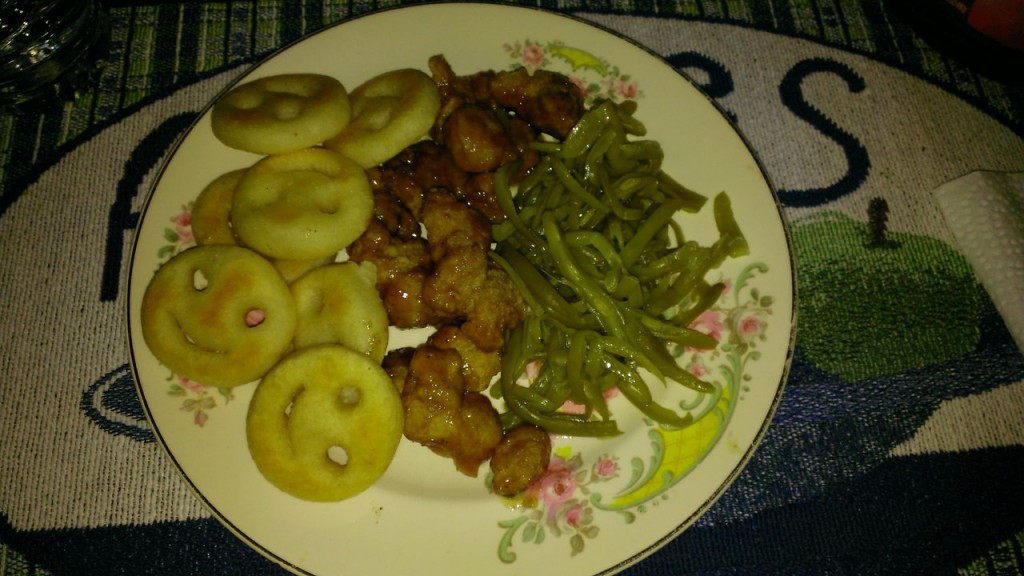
[933,170,1024,354]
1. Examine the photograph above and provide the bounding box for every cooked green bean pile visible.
[490,99,749,437]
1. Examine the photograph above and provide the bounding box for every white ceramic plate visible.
[127,4,795,575]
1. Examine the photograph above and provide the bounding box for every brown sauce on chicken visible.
[349,55,584,494]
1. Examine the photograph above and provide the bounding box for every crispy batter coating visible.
[448,392,504,476]
[383,270,456,329]
[347,220,431,287]
[382,346,414,394]
[428,325,501,392]
[422,246,488,317]
[401,346,464,444]
[489,67,584,139]
[442,104,520,173]
[463,172,504,224]
[374,141,469,219]
[421,189,492,260]
[400,345,503,476]
[489,424,552,497]
[461,268,526,353]
[365,186,421,241]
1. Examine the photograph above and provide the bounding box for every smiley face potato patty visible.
[211,73,352,155]
[229,147,374,262]
[246,345,404,502]
[140,245,298,388]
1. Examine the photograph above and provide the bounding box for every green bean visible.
[642,249,714,315]
[583,128,619,183]
[517,155,553,195]
[659,171,708,212]
[639,314,719,349]
[566,231,622,272]
[597,335,665,382]
[490,99,745,437]
[620,197,686,268]
[671,281,726,327]
[561,100,614,158]
[609,357,693,428]
[566,330,597,411]
[551,156,608,216]
[543,213,630,341]
[493,163,551,252]
[614,99,645,136]
[505,387,621,436]
[632,241,712,282]
[492,249,597,331]
[713,191,749,257]
[618,141,664,167]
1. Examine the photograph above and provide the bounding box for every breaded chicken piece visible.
[422,246,488,318]
[446,392,504,476]
[428,324,502,392]
[402,346,464,444]
[429,53,584,140]
[441,104,520,174]
[489,424,552,496]
[400,345,502,476]
[381,347,414,395]
[461,268,526,353]
[420,188,492,260]
[383,270,457,329]
[376,141,470,218]
[489,66,584,139]
[347,220,431,288]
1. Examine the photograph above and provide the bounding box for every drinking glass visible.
[0,0,110,111]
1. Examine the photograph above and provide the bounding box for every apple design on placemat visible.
[792,198,982,382]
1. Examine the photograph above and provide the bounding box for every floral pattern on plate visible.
[493,262,775,562]
[505,40,643,104]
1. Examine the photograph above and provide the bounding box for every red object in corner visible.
[965,0,1024,50]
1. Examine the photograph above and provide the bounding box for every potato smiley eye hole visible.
[270,97,304,121]
[192,269,209,291]
[245,308,266,327]
[338,386,361,406]
[327,445,349,466]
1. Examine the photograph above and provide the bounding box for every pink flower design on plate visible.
[172,210,194,244]
[737,314,766,341]
[522,44,545,67]
[690,310,725,343]
[564,502,584,527]
[592,455,618,479]
[688,359,710,377]
[177,375,204,394]
[615,80,640,100]
[530,455,577,520]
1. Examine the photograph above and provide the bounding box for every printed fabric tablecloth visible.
[2,1,1023,575]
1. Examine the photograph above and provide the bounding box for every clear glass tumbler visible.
[0,0,111,111]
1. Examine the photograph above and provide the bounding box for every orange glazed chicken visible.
[350,55,585,491]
